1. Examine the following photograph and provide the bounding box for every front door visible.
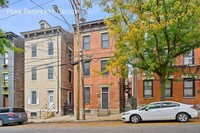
[3,95,8,107]
[48,91,54,108]
[101,87,109,109]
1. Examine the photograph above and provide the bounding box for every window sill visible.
[101,47,109,49]
[143,97,153,100]
[101,75,109,77]
[84,76,90,78]
[47,79,54,81]
[165,97,173,98]
[183,97,195,99]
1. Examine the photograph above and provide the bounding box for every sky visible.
[0,0,109,36]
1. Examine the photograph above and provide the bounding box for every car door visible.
[160,102,181,120]
[139,103,162,121]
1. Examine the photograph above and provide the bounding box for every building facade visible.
[21,20,74,118]
[73,19,125,116]
[135,48,200,105]
[0,32,24,108]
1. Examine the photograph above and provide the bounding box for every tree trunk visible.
[159,76,166,101]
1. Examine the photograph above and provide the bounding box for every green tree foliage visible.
[86,0,200,100]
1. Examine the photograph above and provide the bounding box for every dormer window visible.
[41,23,45,29]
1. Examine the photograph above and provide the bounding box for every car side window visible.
[162,102,180,108]
[0,108,10,113]
[148,103,162,110]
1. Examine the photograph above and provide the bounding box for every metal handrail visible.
[40,104,47,119]
[47,104,54,118]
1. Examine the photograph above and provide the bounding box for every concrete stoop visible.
[98,109,110,116]
[40,112,55,119]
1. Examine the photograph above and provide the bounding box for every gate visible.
[63,100,74,115]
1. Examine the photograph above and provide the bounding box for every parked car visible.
[0,107,28,126]
[122,101,198,123]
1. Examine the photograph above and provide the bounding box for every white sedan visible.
[122,101,198,123]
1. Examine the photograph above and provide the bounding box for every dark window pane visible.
[184,79,195,97]
[83,62,90,76]
[101,33,109,48]
[83,36,90,50]
[84,87,90,103]
[101,60,109,75]
[48,66,54,79]
[32,67,37,80]
[144,80,153,98]
[32,91,37,104]
[32,44,37,57]
[48,42,54,55]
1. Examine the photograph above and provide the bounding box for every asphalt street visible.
[0,121,200,133]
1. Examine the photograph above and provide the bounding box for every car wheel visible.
[0,119,3,127]
[130,115,141,123]
[176,113,189,122]
[18,122,23,125]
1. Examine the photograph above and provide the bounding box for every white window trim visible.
[28,89,39,105]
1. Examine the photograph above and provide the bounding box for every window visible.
[4,53,8,64]
[69,70,72,83]
[68,91,73,105]
[32,44,37,57]
[148,103,162,109]
[83,62,90,76]
[184,78,195,97]
[31,91,37,104]
[162,102,180,108]
[3,74,8,86]
[48,66,54,79]
[84,87,90,103]
[165,79,172,97]
[32,67,37,80]
[143,80,153,98]
[41,23,45,29]
[83,35,90,50]
[69,49,72,61]
[184,50,194,65]
[101,33,109,48]
[101,60,109,75]
[48,42,53,55]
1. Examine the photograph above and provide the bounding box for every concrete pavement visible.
[28,114,122,123]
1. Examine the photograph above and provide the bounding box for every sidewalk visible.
[28,114,122,123]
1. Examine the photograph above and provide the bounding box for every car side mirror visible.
[145,107,149,111]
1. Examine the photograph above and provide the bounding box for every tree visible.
[0,0,13,55]
[86,0,200,100]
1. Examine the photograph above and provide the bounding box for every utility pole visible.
[74,0,81,120]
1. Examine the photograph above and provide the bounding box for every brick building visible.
[73,19,125,116]
[0,32,24,108]
[135,48,200,105]
[21,20,74,118]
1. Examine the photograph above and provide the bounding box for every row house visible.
[135,48,200,105]
[21,20,74,118]
[73,19,125,116]
[0,32,24,108]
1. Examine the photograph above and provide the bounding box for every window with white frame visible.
[84,87,90,103]
[101,33,109,48]
[83,35,90,50]
[48,66,54,79]
[32,67,37,80]
[32,44,37,57]
[83,62,90,76]
[144,80,153,98]
[101,60,109,75]
[29,90,39,105]
[165,79,172,97]
[3,74,8,86]
[4,53,8,64]
[48,42,54,55]
[184,50,194,65]
[184,78,195,97]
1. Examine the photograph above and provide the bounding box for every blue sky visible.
[0,0,109,36]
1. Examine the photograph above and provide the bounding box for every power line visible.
[30,0,73,33]
[0,0,56,21]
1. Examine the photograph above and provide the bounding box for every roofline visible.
[72,19,105,27]
[20,26,66,35]
[5,31,18,38]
